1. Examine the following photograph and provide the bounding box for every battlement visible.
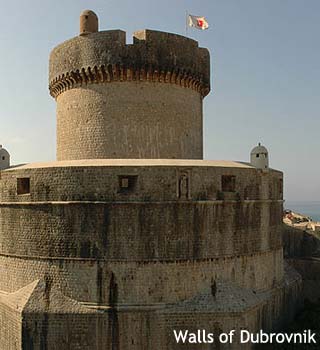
[49,29,210,98]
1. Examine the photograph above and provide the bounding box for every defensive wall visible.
[0,160,284,307]
[49,30,210,160]
[0,9,303,349]
[283,224,320,303]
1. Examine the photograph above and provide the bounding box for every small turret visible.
[79,10,99,35]
[0,145,10,170]
[250,143,269,169]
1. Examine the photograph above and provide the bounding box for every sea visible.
[285,201,320,222]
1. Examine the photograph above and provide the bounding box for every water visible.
[285,201,320,222]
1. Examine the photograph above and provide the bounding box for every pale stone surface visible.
[250,143,269,169]
[80,10,98,35]
[0,145,10,170]
[4,159,256,169]
[56,83,203,160]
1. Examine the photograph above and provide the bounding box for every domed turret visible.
[79,10,99,35]
[250,143,269,169]
[0,145,10,170]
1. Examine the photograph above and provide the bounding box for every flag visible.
[188,14,209,30]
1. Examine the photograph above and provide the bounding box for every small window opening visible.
[118,175,137,193]
[17,178,30,195]
[221,175,236,192]
[256,154,260,158]
[279,179,283,196]
[2,156,5,160]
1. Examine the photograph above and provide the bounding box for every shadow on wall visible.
[283,223,320,304]
[282,224,320,258]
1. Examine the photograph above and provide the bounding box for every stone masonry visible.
[0,10,302,350]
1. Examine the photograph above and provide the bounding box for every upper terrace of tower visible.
[49,28,210,98]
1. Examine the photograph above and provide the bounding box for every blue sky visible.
[0,0,319,201]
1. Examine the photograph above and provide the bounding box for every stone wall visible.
[49,30,210,94]
[22,313,103,350]
[0,299,21,350]
[0,250,283,305]
[0,267,302,350]
[0,201,282,259]
[56,83,203,160]
[0,163,283,202]
[0,162,287,348]
[282,224,320,302]
[49,29,210,160]
[287,258,320,303]
[282,224,320,257]
[0,163,285,305]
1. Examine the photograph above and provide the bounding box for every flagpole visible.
[185,10,188,37]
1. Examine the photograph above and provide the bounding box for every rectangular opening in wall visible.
[221,175,236,192]
[279,178,283,198]
[17,178,30,195]
[118,175,138,193]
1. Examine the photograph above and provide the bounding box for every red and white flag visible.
[188,14,209,30]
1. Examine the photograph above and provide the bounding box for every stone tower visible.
[0,145,10,170]
[50,13,210,161]
[0,10,302,350]
[250,143,269,169]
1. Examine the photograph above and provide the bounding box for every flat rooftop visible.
[5,159,255,170]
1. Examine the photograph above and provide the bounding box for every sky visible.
[0,0,319,201]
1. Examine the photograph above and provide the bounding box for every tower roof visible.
[250,143,268,155]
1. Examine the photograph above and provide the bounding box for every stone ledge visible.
[0,248,283,264]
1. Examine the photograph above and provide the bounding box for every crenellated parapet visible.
[49,30,210,98]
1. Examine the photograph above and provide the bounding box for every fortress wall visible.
[102,311,161,350]
[0,249,283,305]
[0,302,21,350]
[287,258,320,302]
[0,267,298,350]
[22,313,103,350]
[22,310,162,350]
[161,274,301,350]
[56,83,203,160]
[0,202,282,259]
[49,30,209,87]
[0,166,283,203]
[49,29,210,160]
[162,311,257,350]
[282,224,320,257]
[16,272,301,350]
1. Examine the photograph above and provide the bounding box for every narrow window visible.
[221,175,236,192]
[17,178,30,195]
[256,154,259,158]
[118,175,137,193]
[2,156,5,160]
[279,179,283,197]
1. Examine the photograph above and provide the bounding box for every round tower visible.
[250,143,269,169]
[49,11,210,161]
[0,145,10,170]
